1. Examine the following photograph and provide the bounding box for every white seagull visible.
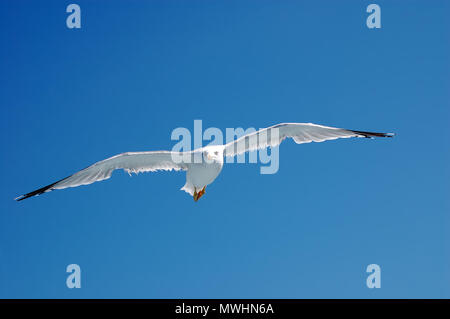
[15,123,394,202]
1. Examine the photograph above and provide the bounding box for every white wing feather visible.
[224,123,393,157]
[16,151,188,200]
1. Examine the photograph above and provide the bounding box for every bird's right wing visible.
[15,151,190,201]
[224,122,394,157]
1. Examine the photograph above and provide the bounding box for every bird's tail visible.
[181,182,195,196]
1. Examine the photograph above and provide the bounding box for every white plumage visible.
[15,123,393,201]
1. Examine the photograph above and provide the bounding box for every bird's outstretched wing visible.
[15,151,189,201]
[224,123,394,157]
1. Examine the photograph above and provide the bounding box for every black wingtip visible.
[15,195,26,201]
[350,130,395,138]
[15,180,60,202]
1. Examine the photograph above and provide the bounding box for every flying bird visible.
[15,123,394,202]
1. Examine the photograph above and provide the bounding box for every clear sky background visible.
[0,0,449,298]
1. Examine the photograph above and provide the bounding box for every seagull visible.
[15,123,394,202]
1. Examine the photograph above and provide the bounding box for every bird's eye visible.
[214,151,218,155]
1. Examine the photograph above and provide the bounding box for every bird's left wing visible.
[15,151,190,201]
[224,122,394,157]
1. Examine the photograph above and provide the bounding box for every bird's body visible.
[181,147,224,200]
[15,123,394,202]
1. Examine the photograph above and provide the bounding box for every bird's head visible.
[203,146,224,163]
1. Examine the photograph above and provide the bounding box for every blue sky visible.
[0,0,449,298]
